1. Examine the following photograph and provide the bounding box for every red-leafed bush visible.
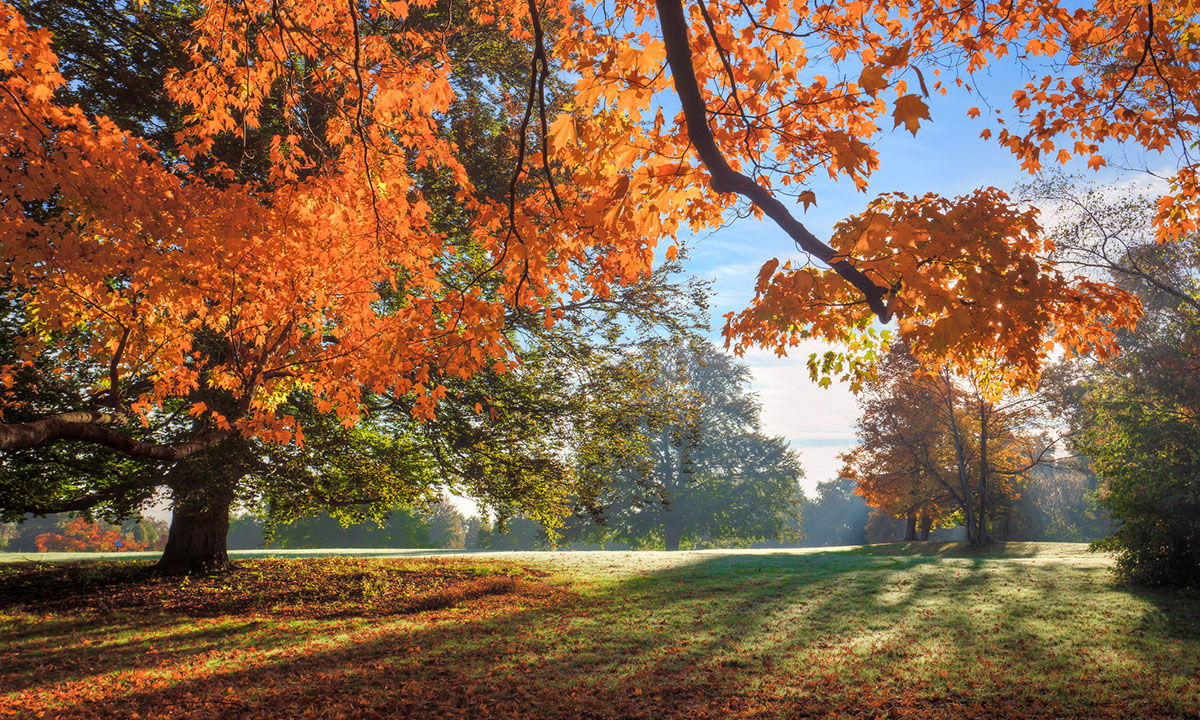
[35,518,151,552]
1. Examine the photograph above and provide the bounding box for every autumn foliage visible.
[1,0,1199,573]
[546,0,1198,383]
[842,347,1059,543]
[33,517,160,553]
[2,0,1197,458]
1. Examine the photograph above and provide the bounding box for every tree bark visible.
[664,520,682,551]
[156,482,236,575]
[919,515,932,541]
[903,515,918,541]
[0,411,230,458]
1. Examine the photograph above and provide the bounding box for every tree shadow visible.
[2,549,1197,719]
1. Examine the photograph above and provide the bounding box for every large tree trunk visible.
[664,520,682,551]
[919,515,932,541]
[903,516,918,541]
[156,480,236,575]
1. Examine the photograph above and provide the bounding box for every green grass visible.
[1,543,1197,719]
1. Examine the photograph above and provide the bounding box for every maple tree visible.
[32,516,158,552]
[841,345,1062,544]
[0,0,696,572]
[549,0,1200,381]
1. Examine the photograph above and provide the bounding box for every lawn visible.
[1,543,1197,719]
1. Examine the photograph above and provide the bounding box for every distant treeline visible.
[223,460,1108,552]
[4,459,1108,554]
[794,463,1110,548]
[2,514,169,553]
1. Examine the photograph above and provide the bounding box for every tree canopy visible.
[573,341,804,550]
[841,344,1062,544]
[4,0,1195,456]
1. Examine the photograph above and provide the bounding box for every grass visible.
[1,542,1197,719]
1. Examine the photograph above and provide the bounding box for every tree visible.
[1022,181,1198,585]
[577,341,804,550]
[799,477,869,547]
[842,346,1062,544]
[1059,213,1200,586]
[1084,357,1200,587]
[472,514,552,550]
[0,0,710,571]
[2,0,1196,569]
[426,501,467,549]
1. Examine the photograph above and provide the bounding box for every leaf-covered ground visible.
[1,543,1197,719]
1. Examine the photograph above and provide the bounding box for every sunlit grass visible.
[1,543,1196,719]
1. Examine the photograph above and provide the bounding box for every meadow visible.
[1,543,1197,719]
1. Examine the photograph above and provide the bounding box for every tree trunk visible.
[943,376,977,545]
[664,521,682,551]
[903,516,918,541]
[974,399,990,546]
[156,482,235,575]
[919,515,932,541]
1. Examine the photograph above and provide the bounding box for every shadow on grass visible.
[2,549,1198,720]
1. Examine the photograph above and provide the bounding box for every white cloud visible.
[728,344,860,493]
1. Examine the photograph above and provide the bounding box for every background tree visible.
[472,515,553,551]
[575,341,805,551]
[1007,461,1110,542]
[1046,194,1200,586]
[798,478,869,547]
[0,514,168,552]
[842,346,1062,545]
[426,501,468,550]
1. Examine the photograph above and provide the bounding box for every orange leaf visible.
[893,95,931,136]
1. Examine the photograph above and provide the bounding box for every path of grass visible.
[1,543,1197,719]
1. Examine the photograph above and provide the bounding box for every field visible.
[1,543,1198,719]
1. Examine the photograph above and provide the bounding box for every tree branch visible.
[654,0,891,320]
[0,412,231,460]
